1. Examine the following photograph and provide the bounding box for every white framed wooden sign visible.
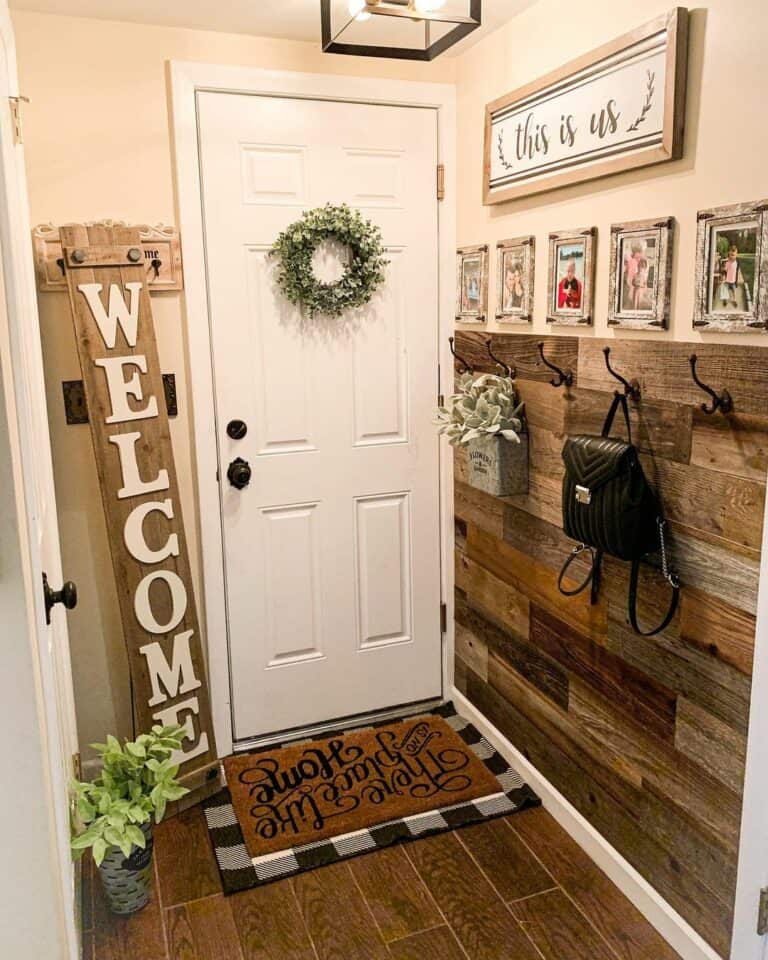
[61,223,216,793]
[484,8,688,205]
[34,221,184,293]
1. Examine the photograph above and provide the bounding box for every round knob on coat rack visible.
[227,457,252,490]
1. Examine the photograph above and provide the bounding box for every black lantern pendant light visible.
[321,0,481,61]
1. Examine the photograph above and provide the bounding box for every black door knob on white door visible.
[227,457,252,490]
[226,419,248,440]
[42,572,78,625]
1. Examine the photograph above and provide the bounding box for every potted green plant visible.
[438,371,528,496]
[70,724,189,915]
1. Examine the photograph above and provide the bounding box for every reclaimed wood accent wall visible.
[452,331,767,957]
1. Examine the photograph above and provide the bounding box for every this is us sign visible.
[62,224,217,790]
[484,8,688,204]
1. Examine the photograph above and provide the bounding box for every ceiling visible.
[9,0,530,55]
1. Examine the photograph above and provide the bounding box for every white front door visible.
[198,92,443,741]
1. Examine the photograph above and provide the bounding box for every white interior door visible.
[0,5,79,956]
[198,92,442,741]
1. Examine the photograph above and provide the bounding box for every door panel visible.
[355,491,413,649]
[198,92,441,740]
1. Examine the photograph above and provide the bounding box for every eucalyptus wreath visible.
[270,203,389,318]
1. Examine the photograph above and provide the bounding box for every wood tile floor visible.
[83,803,681,960]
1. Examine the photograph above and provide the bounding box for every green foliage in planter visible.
[70,725,189,866]
[270,203,389,318]
[437,372,525,446]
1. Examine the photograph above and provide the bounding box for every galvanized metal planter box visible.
[467,432,529,497]
[98,821,154,915]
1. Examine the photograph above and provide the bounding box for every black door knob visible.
[227,457,252,490]
[227,419,248,440]
[42,572,78,625]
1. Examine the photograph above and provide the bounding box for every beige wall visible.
[455,0,768,345]
[12,9,455,759]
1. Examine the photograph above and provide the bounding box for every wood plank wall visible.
[452,331,767,958]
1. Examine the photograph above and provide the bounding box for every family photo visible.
[461,255,481,313]
[496,236,534,322]
[555,241,585,311]
[502,252,525,311]
[456,244,488,321]
[547,229,595,325]
[619,234,658,313]
[708,223,758,314]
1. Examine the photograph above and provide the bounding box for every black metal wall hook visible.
[449,337,473,374]
[689,354,733,415]
[603,347,641,402]
[537,341,573,388]
[486,339,514,378]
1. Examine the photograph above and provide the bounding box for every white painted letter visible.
[152,696,209,765]
[134,570,187,635]
[109,432,169,500]
[95,355,158,424]
[139,631,201,707]
[78,282,143,348]
[124,499,179,564]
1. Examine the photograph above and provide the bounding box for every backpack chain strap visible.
[657,517,680,589]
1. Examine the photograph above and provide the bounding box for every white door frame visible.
[169,62,456,758]
[732,488,768,959]
[0,3,78,957]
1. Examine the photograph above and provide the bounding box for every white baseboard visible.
[452,687,724,960]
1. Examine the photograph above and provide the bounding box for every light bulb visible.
[411,0,446,12]
[348,0,372,21]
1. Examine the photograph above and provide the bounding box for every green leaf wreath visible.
[270,203,389,318]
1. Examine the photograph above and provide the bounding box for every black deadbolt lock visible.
[42,572,78,625]
[226,419,248,440]
[227,457,252,490]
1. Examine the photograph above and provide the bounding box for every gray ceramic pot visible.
[97,821,154,916]
[467,432,529,497]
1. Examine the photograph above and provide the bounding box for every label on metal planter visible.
[122,833,154,872]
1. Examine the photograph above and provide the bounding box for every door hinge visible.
[437,163,445,201]
[758,887,768,935]
[438,393,445,407]
[440,602,447,633]
[8,96,29,145]
[72,752,82,782]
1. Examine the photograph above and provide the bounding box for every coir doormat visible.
[204,702,540,893]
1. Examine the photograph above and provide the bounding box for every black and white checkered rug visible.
[203,702,540,894]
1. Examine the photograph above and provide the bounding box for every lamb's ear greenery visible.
[436,373,524,447]
[70,725,190,866]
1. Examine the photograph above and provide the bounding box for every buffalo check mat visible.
[203,702,540,893]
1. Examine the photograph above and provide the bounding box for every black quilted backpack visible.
[558,391,680,636]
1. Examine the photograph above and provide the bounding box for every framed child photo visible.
[456,244,489,323]
[693,200,768,333]
[496,236,535,323]
[608,217,674,330]
[546,228,596,326]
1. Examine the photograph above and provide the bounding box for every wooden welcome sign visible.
[61,223,217,790]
